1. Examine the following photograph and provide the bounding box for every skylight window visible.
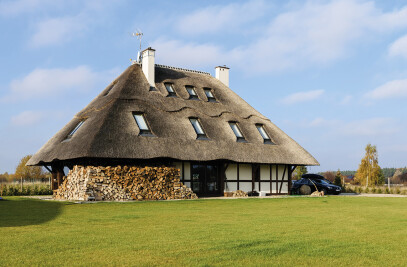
[256,124,274,144]
[134,113,153,136]
[186,86,199,100]
[65,120,85,140]
[189,118,208,139]
[103,84,115,96]
[204,88,217,102]
[229,122,246,142]
[164,83,177,97]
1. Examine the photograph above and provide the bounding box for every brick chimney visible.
[215,65,229,87]
[142,47,155,89]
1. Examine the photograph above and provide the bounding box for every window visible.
[134,113,153,136]
[256,124,274,144]
[65,120,85,140]
[204,88,217,102]
[186,86,199,100]
[103,84,115,96]
[229,122,246,142]
[164,83,177,97]
[189,118,208,139]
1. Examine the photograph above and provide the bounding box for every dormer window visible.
[186,86,199,100]
[103,83,115,96]
[65,120,85,141]
[134,113,153,136]
[256,124,274,144]
[164,83,177,97]
[189,118,208,139]
[229,122,246,142]
[204,88,217,102]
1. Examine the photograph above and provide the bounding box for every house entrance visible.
[191,164,221,196]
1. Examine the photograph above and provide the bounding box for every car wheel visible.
[321,189,328,195]
[299,185,311,195]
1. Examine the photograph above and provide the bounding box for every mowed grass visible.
[1,197,407,266]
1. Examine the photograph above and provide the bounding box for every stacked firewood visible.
[54,165,198,201]
[232,190,248,197]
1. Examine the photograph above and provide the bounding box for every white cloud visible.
[365,79,407,99]
[2,66,113,102]
[162,1,407,74]
[30,16,87,47]
[340,118,398,136]
[388,34,407,59]
[307,117,398,136]
[152,39,228,69]
[340,95,353,105]
[281,89,324,105]
[11,111,43,126]
[0,0,58,17]
[176,0,267,35]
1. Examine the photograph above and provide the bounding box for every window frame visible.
[189,117,208,140]
[103,83,116,96]
[164,83,177,97]
[203,88,217,102]
[255,124,274,144]
[65,120,86,141]
[185,86,199,100]
[228,121,246,142]
[133,113,154,136]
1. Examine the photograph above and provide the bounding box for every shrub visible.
[364,187,370,193]
[0,184,52,196]
[377,188,382,194]
[356,187,363,193]
[385,187,390,194]
[395,187,401,194]
[371,187,377,193]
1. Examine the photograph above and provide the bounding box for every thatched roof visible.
[28,64,319,166]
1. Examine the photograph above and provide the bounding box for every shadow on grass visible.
[0,197,63,227]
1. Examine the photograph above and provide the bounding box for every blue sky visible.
[1,0,407,174]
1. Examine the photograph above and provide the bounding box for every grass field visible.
[1,196,407,266]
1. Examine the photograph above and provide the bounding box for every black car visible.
[291,174,342,195]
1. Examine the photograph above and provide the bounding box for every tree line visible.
[0,155,48,183]
[294,143,407,186]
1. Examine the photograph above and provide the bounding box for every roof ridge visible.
[155,64,211,75]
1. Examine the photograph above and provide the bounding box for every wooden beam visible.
[279,165,287,193]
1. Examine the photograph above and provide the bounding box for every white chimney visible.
[215,66,229,87]
[142,47,156,89]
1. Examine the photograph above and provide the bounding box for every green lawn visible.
[1,196,407,266]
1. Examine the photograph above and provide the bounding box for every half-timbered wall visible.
[174,161,292,195]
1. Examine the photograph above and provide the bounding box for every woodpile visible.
[232,190,248,197]
[54,165,198,201]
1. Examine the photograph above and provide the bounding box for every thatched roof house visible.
[28,47,318,196]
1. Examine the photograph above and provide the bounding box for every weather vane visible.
[131,29,143,63]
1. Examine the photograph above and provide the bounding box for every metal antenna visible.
[131,29,143,62]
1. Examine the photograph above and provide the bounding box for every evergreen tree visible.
[355,144,382,186]
[293,166,308,180]
[334,169,342,186]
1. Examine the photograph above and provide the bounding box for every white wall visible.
[260,165,270,180]
[239,164,251,180]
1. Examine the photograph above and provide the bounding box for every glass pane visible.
[190,118,204,135]
[187,87,197,96]
[69,121,84,137]
[134,114,149,130]
[165,84,174,93]
[230,123,243,138]
[256,125,270,140]
[206,165,218,192]
[204,89,214,98]
[191,164,205,193]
